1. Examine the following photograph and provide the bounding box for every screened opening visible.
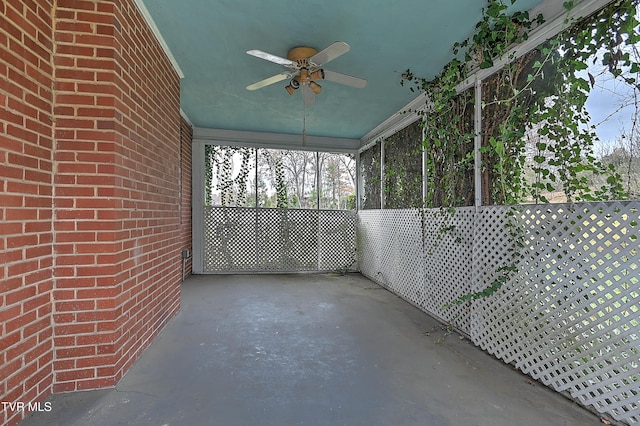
[359,141,382,209]
[206,146,356,211]
[384,120,424,209]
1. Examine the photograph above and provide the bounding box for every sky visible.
[586,75,637,146]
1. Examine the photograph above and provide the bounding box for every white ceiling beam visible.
[193,127,360,153]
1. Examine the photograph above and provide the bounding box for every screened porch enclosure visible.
[187,2,640,421]
[192,130,639,424]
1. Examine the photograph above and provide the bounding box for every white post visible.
[422,122,428,204]
[380,140,385,209]
[355,151,361,211]
[474,76,483,209]
[191,140,206,273]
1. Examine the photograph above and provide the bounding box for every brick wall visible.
[1,0,55,425]
[1,0,191,424]
[52,0,183,392]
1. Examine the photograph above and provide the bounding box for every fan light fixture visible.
[245,42,367,106]
[309,69,324,81]
[309,81,322,94]
[285,68,325,96]
[285,78,300,95]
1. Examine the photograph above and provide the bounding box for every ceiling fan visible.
[245,41,367,105]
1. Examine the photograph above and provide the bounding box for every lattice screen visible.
[358,208,474,329]
[384,121,423,209]
[204,207,356,273]
[359,142,381,209]
[204,206,257,271]
[358,210,426,308]
[318,210,357,271]
[422,208,475,331]
[357,202,640,425]
[471,202,639,424]
[257,209,319,271]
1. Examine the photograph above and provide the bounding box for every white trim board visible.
[134,0,185,79]
[193,127,360,153]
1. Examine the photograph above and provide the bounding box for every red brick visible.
[55,209,95,220]
[56,93,95,105]
[6,335,38,363]
[6,207,38,221]
[0,222,23,234]
[0,358,23,389]
[24,361,53,390]
[24,269,52,287]
[22,292,49,313]
[0,305,22,323]
[55,44,95,58]
[76,354,116,368]
[6,360,38,390]
[55,300,96,312]
[55,368,95,383]
[6,181,39,195]
[2,0,189,404]
[5,286,37,306]
[52,381,77,393]
[77,377,114,390]
[55,323,96,336]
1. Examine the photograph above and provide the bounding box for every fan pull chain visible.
[302,100,307,146]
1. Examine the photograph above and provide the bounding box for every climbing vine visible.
[403,0,636,206]
[205,145,254,207]
[401,0,639,304]
[360,141,382,209]
[274,156,289,208]
[384,120,424,208]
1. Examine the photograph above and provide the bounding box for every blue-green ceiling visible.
[141,0,542,140]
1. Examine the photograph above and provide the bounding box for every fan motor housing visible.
[287,46,318,63]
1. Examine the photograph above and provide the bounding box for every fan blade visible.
[323,70,367,88]
[246,72,293,90]
[247,49,298,69]
[309,41,350,67]
[301,84,315,105]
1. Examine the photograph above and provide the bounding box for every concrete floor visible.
[22,273,603,426]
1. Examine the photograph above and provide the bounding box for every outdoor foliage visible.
[205,146,355,210]
[398,0,640,305]
[402,0,639,207]
[205,145,255,207]
[384,120,425,208]
[360,141,382,209]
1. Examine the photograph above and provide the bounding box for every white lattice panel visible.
[318,210,357,271]
[357,208,474,329]
[356,210,384,279]
[357,210,426,308]
[204,207,355,273]
[257,209,318,271]
[471,202,640,425]
[358,203,639,425]
[204,207,257,271]
[422,207,475,331]
[468,206,524,346]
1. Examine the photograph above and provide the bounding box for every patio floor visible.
[22,273,603,426]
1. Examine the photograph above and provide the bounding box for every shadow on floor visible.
[22,273,602,426]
